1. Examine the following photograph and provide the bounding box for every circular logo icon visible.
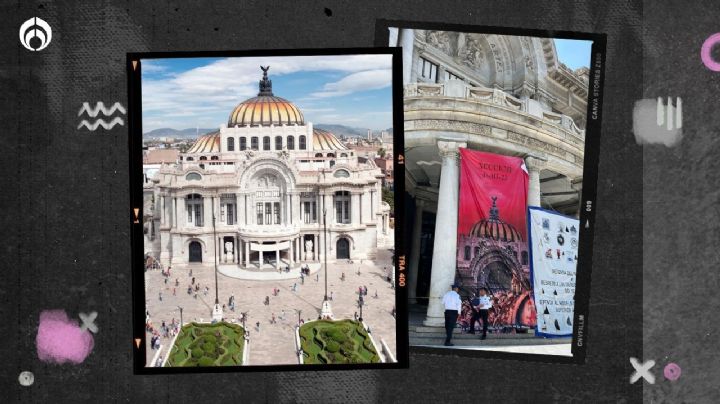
[18,371,34,386]
[557,234,565,246]
[19,17,52,51]
[664,363,682,381]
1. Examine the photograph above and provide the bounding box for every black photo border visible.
[128,46,408,374]
[375,19,606,365]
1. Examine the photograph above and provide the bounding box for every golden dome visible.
[469,196,523,242]
[227,66,304,127]
[187,131,220,153]
[313,128,347,150]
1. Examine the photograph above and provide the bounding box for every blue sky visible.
[554,39,593,70]
[141,55,394,132]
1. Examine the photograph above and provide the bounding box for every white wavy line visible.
[78,102,126,117]
[77,117,125,130]
[416,160,441,166]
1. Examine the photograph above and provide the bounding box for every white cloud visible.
[309,69,392,98]
[141,54,393,131]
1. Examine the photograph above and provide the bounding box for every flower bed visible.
[166,322,245,367]
[299,320,380,364]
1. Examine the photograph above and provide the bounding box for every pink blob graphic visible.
[664,362,682,381]
[701,33,720,72]
[36,310,94,364]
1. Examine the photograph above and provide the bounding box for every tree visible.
[382,188,394,212]
[377,148,386,158]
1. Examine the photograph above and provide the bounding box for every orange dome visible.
[227,66,304,127]
[468,196,523,242]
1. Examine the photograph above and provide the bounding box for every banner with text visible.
[528,207,579,337]
[457,148,533,329]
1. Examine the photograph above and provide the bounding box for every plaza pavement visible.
[144,248,396,366]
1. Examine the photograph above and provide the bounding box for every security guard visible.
[442,284,462,346]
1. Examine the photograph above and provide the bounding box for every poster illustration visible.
[528,207,579,337]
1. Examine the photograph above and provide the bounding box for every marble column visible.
[571,177,583,218]
[408,199,424,304]
[275,248,280,269]
[424,140,466,327]
[525,156,546,208]
[203,195,212,228]
[245,241,250,268]
[351,192,361,225]
[259,250,263,269]
[160,196,166,226]
[289,239,294,266]
[172,197,177,229]
[399,29,415,85]
[178,197,186,230]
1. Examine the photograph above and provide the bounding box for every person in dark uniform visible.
[442,284,462,346]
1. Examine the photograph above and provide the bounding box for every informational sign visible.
[528,207,579,337]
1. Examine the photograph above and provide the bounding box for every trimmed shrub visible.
[191,347,204,358]
[198,357,215,366]
[326,340,340,353]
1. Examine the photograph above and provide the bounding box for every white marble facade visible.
[143,69,391,270]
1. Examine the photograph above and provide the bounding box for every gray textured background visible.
[0,0,653,402]
[643,1,720,403]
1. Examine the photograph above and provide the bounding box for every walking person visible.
[470,288,493,340]
[158,292,162,301]
[442,284,462,346]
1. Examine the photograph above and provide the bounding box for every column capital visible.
[524,155,547,171]
[437,140,467,160]
[571,177,583,191]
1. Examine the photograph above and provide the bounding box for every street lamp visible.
[320,208,334,319]
[297,309,302,325]
[358,298,364,322]
[211,196,223,322]
[178,306,183,327]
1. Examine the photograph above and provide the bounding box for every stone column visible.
[275,248,280,270]
[424,140,466,327]
[245,241,250,268]
[399,29,415,85]
[525,156,546,208]
[237,192,245,227]
[408,199,424,304]
[571,177,583,218]
[203,195,212,228]
[289,239,294,266]
[259,249,263,269]
[351,192,361,225]
[178,197,186,230]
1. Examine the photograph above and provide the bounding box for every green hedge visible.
[299,320,380,365]
[166,322,246,367]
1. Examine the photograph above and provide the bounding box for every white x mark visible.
[630,357,655,384]
[79,311,98,333]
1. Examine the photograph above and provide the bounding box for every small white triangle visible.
[585,220,590,229]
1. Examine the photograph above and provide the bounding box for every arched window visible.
[340,153,348,157]
[474,246,480,258]
[327,153,335,158]
[315,153,323,158]
[521,251,529,265]
[329,160,336,168]
[464,246,471,261]
[186,157,194,161]
[227,137,235,151]
[251,137,259,150]
[299,135,306,150]
[186,172,202,181]
[240,137,247,150]
[334,169,350,178]
[263,136,271,150]
[287,136,295,150]
[210,156,219,160]
[199,156,207,161]
[275,136,282,150]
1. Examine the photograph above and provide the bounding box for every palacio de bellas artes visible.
[389,28,590,355]
[140,56,398,366]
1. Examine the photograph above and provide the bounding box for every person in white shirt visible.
[442,284,462,346]
[470,288,493,339]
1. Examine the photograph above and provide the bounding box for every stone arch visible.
[470,247,528,292]
[238,158,297,190]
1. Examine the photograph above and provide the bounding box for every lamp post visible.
[319,207,334,319]
[178,306,183,327]
[211,196,223,321]
[297,309,302,326]
[358,298,364,322]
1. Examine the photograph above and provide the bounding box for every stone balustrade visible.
[404,82,585,140]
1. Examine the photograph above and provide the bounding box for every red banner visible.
[456,148,535,329]
[457,148,529,239]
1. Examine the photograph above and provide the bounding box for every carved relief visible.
[458,36,484,68]
[426,30,453,55]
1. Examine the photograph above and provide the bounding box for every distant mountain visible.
[144,128,216,139]
[315,124,393,138]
